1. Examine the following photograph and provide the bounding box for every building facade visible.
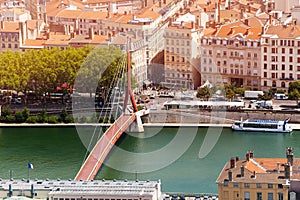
[200,18,263,90]
[216,149,296,200]
[261,24,300,92]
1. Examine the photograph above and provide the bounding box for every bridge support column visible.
[127,110,149,133]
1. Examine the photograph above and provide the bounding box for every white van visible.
[274,93,288,100]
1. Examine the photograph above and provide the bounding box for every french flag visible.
[28,163,34,170]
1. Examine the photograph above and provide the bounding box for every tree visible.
[225,87,235,100]
[196,86,211,100]
[288,81,300,104]
[258,88,274,100]
[75,46,125,102]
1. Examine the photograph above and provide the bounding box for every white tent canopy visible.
[200,80,213,88]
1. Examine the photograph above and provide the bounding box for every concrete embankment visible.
[144,109,300,127]
[0,109,300,129]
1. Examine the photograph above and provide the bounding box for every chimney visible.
[228,170,232,181]
[246,152,250,161]
[284,164,290,179]
[286,147,294,166]
[230,157,236,168]
[269,14,272,25]
[249,151,254,159]
[1,21,4,30]
[217,0,221,23]
[236,156,239,162]
[71,32,75,38]
[277,162,281,173]
[253,170,256,178]
[240,8,244,19]
[245,19,249,26]
[241,165,244,177]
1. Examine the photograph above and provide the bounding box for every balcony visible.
[280,77,294,80]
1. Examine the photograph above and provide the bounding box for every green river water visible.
[0,126,298,194]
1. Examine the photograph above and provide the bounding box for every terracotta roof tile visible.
[45,33,70,45]
[22,39,46,47]
[90,35,107,44]
[78,11,107,19]
[265,25,300,39]
[56,9,82,18]
[0,21,19,32]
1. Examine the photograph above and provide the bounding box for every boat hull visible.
[231,125,293,133]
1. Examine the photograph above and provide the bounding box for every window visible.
[290,57,293,62]
[278,193,283,200]
[282,56,285,62]
[268,193,273,200]
[290,48,293,54]
[264,81,267,86]
[282,48,285,53]
[256,183,262,188]
[290,65,293,70]
[244,192,250,200]
[257,192,262,200]
[282,65,285,70]
[244,183,250,188]
[234,182,239,187]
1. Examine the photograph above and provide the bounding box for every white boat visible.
[231,118,292,133]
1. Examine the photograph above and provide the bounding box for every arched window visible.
[272,81,276,87]
[281,82,286,88]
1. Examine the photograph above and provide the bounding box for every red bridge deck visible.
[75,114,137,181]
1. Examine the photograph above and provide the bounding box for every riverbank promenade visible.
[1,123,300,129]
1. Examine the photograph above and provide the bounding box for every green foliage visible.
[288,81,300,102]
[22,108,30,120]
[15,110,25,123]
[196,86,211,100]
[1,106,11,117]
[234,88,245,96]
[0,47,92,103]
[276,89,285,94]
[59,108,68,122]
[37,110,48,123]
[258,89,274,100]
[79,115,88,123]
[25,116,38,123]
[64,116,74,123]
[225,86,235,100]
[137,105,143,110]
[48,115,59,124]
[2,115,15,123]
[110,116,115,123]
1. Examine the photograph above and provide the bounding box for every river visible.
[0,126,299,194]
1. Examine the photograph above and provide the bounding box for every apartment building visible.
[25,0,45,20]
[164,13,200,89]
[261,24,300,92]
[0,8,31,22]
[200,17,263,90]
[217,148,296,200]
[274,0,300,13]
[0,21,21,52]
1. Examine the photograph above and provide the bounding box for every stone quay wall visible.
[145,109,300,124]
